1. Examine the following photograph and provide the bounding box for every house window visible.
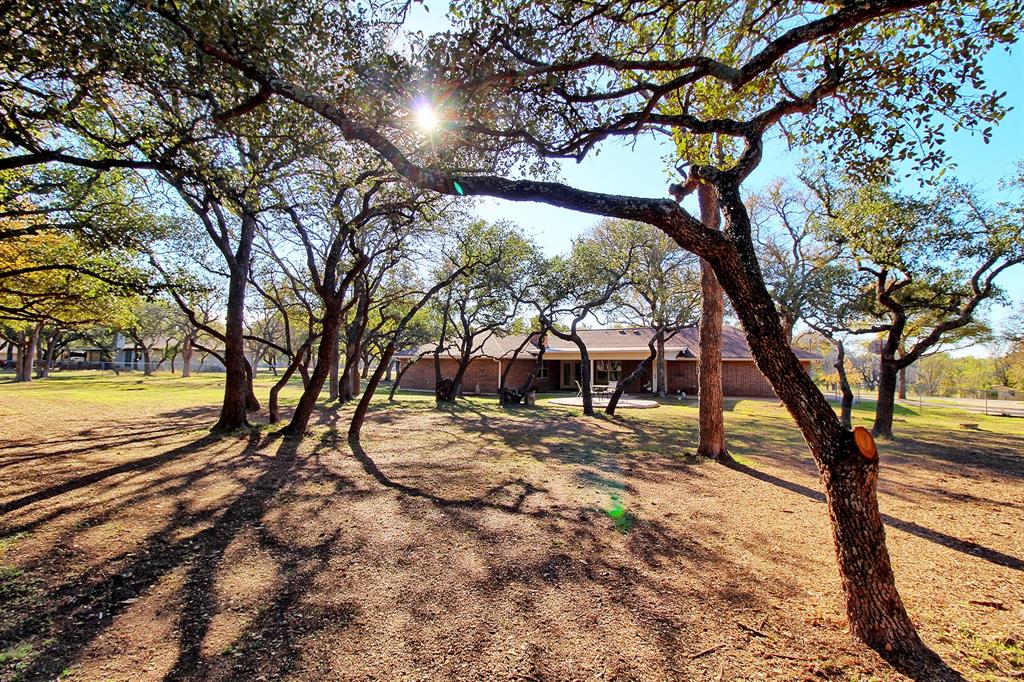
[595,360,622,384]
[535,363,548,379]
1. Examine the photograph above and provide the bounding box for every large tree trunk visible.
[281,302,342,437]
[711,181,926,663]
[213,215,256,432]
[898,367,907,400]
[696,183,729,462]
[873,356,899,439]
[244,358,261,411]
[656,334,667,397]
[446,351,473,402]
[38,331,57,378]
[142,346,153,376]
[181,337,193,378]
[575,338,595,415]
[16,324,41,382]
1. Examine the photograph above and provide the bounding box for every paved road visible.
[897,396,1024,418]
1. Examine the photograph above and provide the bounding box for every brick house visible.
[396,326,819,398]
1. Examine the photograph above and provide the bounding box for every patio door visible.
[560,361,582,389]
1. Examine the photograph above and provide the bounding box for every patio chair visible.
[575,380,582,398]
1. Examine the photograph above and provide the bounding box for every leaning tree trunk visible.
[606,337,656,415]
[696,183,729,462]
[389,359,416,401]
[834,339,855,429]
[519,331,548,396]
[710,181,927,663]
[281,302,342,438]
[269,343,308,424]
[349,343,398,440]
[446,352,474,403]
[873,356,899,439]
[142,347,153,376]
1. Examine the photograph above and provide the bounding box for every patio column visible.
[590,358,594,385]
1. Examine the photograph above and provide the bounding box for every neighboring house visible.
[397,325,819,398]
[61,333,227,372]
[991,386,1021,400]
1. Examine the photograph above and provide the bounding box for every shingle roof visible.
[398,326,821,360]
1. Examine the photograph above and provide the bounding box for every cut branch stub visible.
[852,426,877,461]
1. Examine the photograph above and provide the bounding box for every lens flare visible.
[413,102,440,132]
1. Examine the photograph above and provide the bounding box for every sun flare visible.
[413,102,440,132]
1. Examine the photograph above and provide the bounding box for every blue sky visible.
[407,5,1023,347]
[472,48,1024,346]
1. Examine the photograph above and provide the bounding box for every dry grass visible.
[0,372,1021,681]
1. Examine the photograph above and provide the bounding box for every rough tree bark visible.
[181,336,193,378]
[874,355,899,439]
[281,303,343,437]
[15,324,41,383]
[328,337,340,401]
[696,183,729,462]
[655,333,667,397]
[709,178,926,662]
[213,213,257,432]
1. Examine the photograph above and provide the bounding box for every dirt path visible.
[1,390,1021,681]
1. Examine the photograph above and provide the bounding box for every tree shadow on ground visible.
[3,396,1007,681]
[724,460,1023,574]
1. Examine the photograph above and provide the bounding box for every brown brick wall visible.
[721,360,775,397]
[398,357,558,394]
[501,359,558,392]
[666,361,697,394]
[399,356,811,398]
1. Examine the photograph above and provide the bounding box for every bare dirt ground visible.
[1,378,1022,681]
